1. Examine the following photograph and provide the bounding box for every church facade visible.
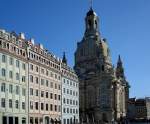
[74,8,130,124]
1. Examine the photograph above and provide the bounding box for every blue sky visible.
[0,0,150,98]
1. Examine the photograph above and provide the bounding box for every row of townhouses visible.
[0,29,79,124]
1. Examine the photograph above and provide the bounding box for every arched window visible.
[88,20,92,28]
[95,20,97,28]
[102,65,105,71]
[2,68,6,76]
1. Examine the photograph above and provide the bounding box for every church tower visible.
[74,6,129,124]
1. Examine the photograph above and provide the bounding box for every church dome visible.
[86,8,97,16]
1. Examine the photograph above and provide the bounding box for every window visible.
[63,88,66,93]
[16,73,19,80]
[63,98,66,104]
[50,82,53,88]
[41,79,44,85]
[22,102,25,109]
[16,60,19,67]
[76,101,78,105]
[50,93,53,99]
[50,104,53,111]
[36,66,38,72]
[15,100,19,109]
[22,63,26,70]
[35,102,38,110]
[22,88,26,96]
[9,71,13,79]
[46,92,49,98]
[67,108,69,113]
[63,79,65,83]
[70,108,72,113]
[9,99,12,108]
[41,91,44,97]
[2,55,6,63]
[41,68,44,74]
[55,74,57,79]
[70,90,72,95]
[30,88,33,95]
[58,85,61,90]
[1,98,5,107]
[30,117,33,124]
[22,76,26,82]
[1,83,5,92]
[16,86,19,95]
[35,89,38,96]
[9,57,13,65]
[51,72,53,77]
[76,92,78,96]
[35,118,38,124]
[54,94,57,100]
[46,80,49,87]
[55,83,57,89]
[70,100,72,105]
[46,70,48,76]
[22,118,26,124]
[58,95,61,101]
[9,84,13,93]
[30,101,33,109]
[58,105,61,112]
[76,109,78,114]
[46,103,48,111]
[67,80,69,84]
[70,81,72,86]
[54,105,57,111]
[67,89,69,94]
[63,119,66,124]
[41,103,44,110]
[102,65,105,71]
[2,68,6,77]
[30,75,33,83]
[30,64,33,70]
[63,108,66,113]
[35,77,39,84]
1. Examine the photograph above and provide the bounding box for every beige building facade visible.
[27,41,62,124]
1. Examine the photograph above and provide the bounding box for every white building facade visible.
[61,55,79,124]
[0,30,28,124]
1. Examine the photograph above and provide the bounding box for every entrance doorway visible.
[9,117,13,124]
[45,117,49,124]
[2,116,7,124]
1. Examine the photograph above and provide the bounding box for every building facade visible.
[61,53,79,124]
[0,30,28,124]
[74,8,129,124]
[128,97,150,120]
[0,28,80,124]
[27,40,62,124]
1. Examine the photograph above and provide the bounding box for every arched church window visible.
[95,20,97,28]
[88,20,92,28]
[102,65,104,71]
